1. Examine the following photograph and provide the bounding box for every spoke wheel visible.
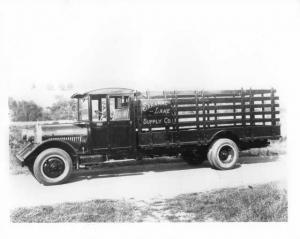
[208,138,239,170]
[218,145,235,163]
[33,148,73,185]
[42,157,66,179]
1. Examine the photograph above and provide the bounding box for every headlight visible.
[21,129,35,142]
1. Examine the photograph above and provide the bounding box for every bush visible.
[9,125,32,175]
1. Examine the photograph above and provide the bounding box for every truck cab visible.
[71,88,137,157]
[17,88,139,185]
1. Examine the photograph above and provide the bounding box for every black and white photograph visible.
[1,0,300,238]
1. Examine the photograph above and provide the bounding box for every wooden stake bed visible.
[136,89,280,149]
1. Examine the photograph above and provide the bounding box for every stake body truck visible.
[16,88,281,185]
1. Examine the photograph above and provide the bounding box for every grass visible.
[11,182,287,222]
[11,200,138,223]
[163,182,287,222]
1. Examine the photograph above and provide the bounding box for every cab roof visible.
[71,88,139,99]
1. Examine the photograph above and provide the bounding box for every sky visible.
[1,0,300,106]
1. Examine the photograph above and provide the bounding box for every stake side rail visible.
[136,88,280,141]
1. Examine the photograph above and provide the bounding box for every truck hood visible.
[42,124,87,137]
[22,123,88,143]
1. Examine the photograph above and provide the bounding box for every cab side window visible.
[111,96,129,121]
[91,96,130,122]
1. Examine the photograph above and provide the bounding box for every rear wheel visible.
[207,138,239,170]
[33,148,73,185]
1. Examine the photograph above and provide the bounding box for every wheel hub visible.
[42,157,65,178]
[219,146,234,162]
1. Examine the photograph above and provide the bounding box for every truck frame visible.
[16,88,281,185]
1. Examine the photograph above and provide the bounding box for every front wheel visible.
[207,138,239,170]
[33,148,73,185]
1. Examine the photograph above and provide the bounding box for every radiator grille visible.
[46,135,84,143]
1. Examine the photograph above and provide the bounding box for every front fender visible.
[16,139,78,166]
[16,142,37,165]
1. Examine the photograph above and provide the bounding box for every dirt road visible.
[9,155,287,208]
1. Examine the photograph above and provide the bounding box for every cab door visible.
[107,96,133,150]
[90,96,109,150]
[109,120,132,149]
[90,95,133,152]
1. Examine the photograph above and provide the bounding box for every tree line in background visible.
[8,97,77,122]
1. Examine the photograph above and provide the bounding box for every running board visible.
[79,154,107,165]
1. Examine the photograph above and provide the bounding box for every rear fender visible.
[208,130,240,146]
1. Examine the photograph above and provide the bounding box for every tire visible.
[182,148,207,165]
[207,148,217,169]
[207,138,239,170]
[33,148,73,185]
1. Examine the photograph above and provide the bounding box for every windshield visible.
[78,97,89,121]
[92,97,108,122]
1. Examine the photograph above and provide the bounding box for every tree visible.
[8,98,44,121]
[47,98,77,120]
[8,97,77,122]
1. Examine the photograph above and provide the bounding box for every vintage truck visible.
[16,87,281,185]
